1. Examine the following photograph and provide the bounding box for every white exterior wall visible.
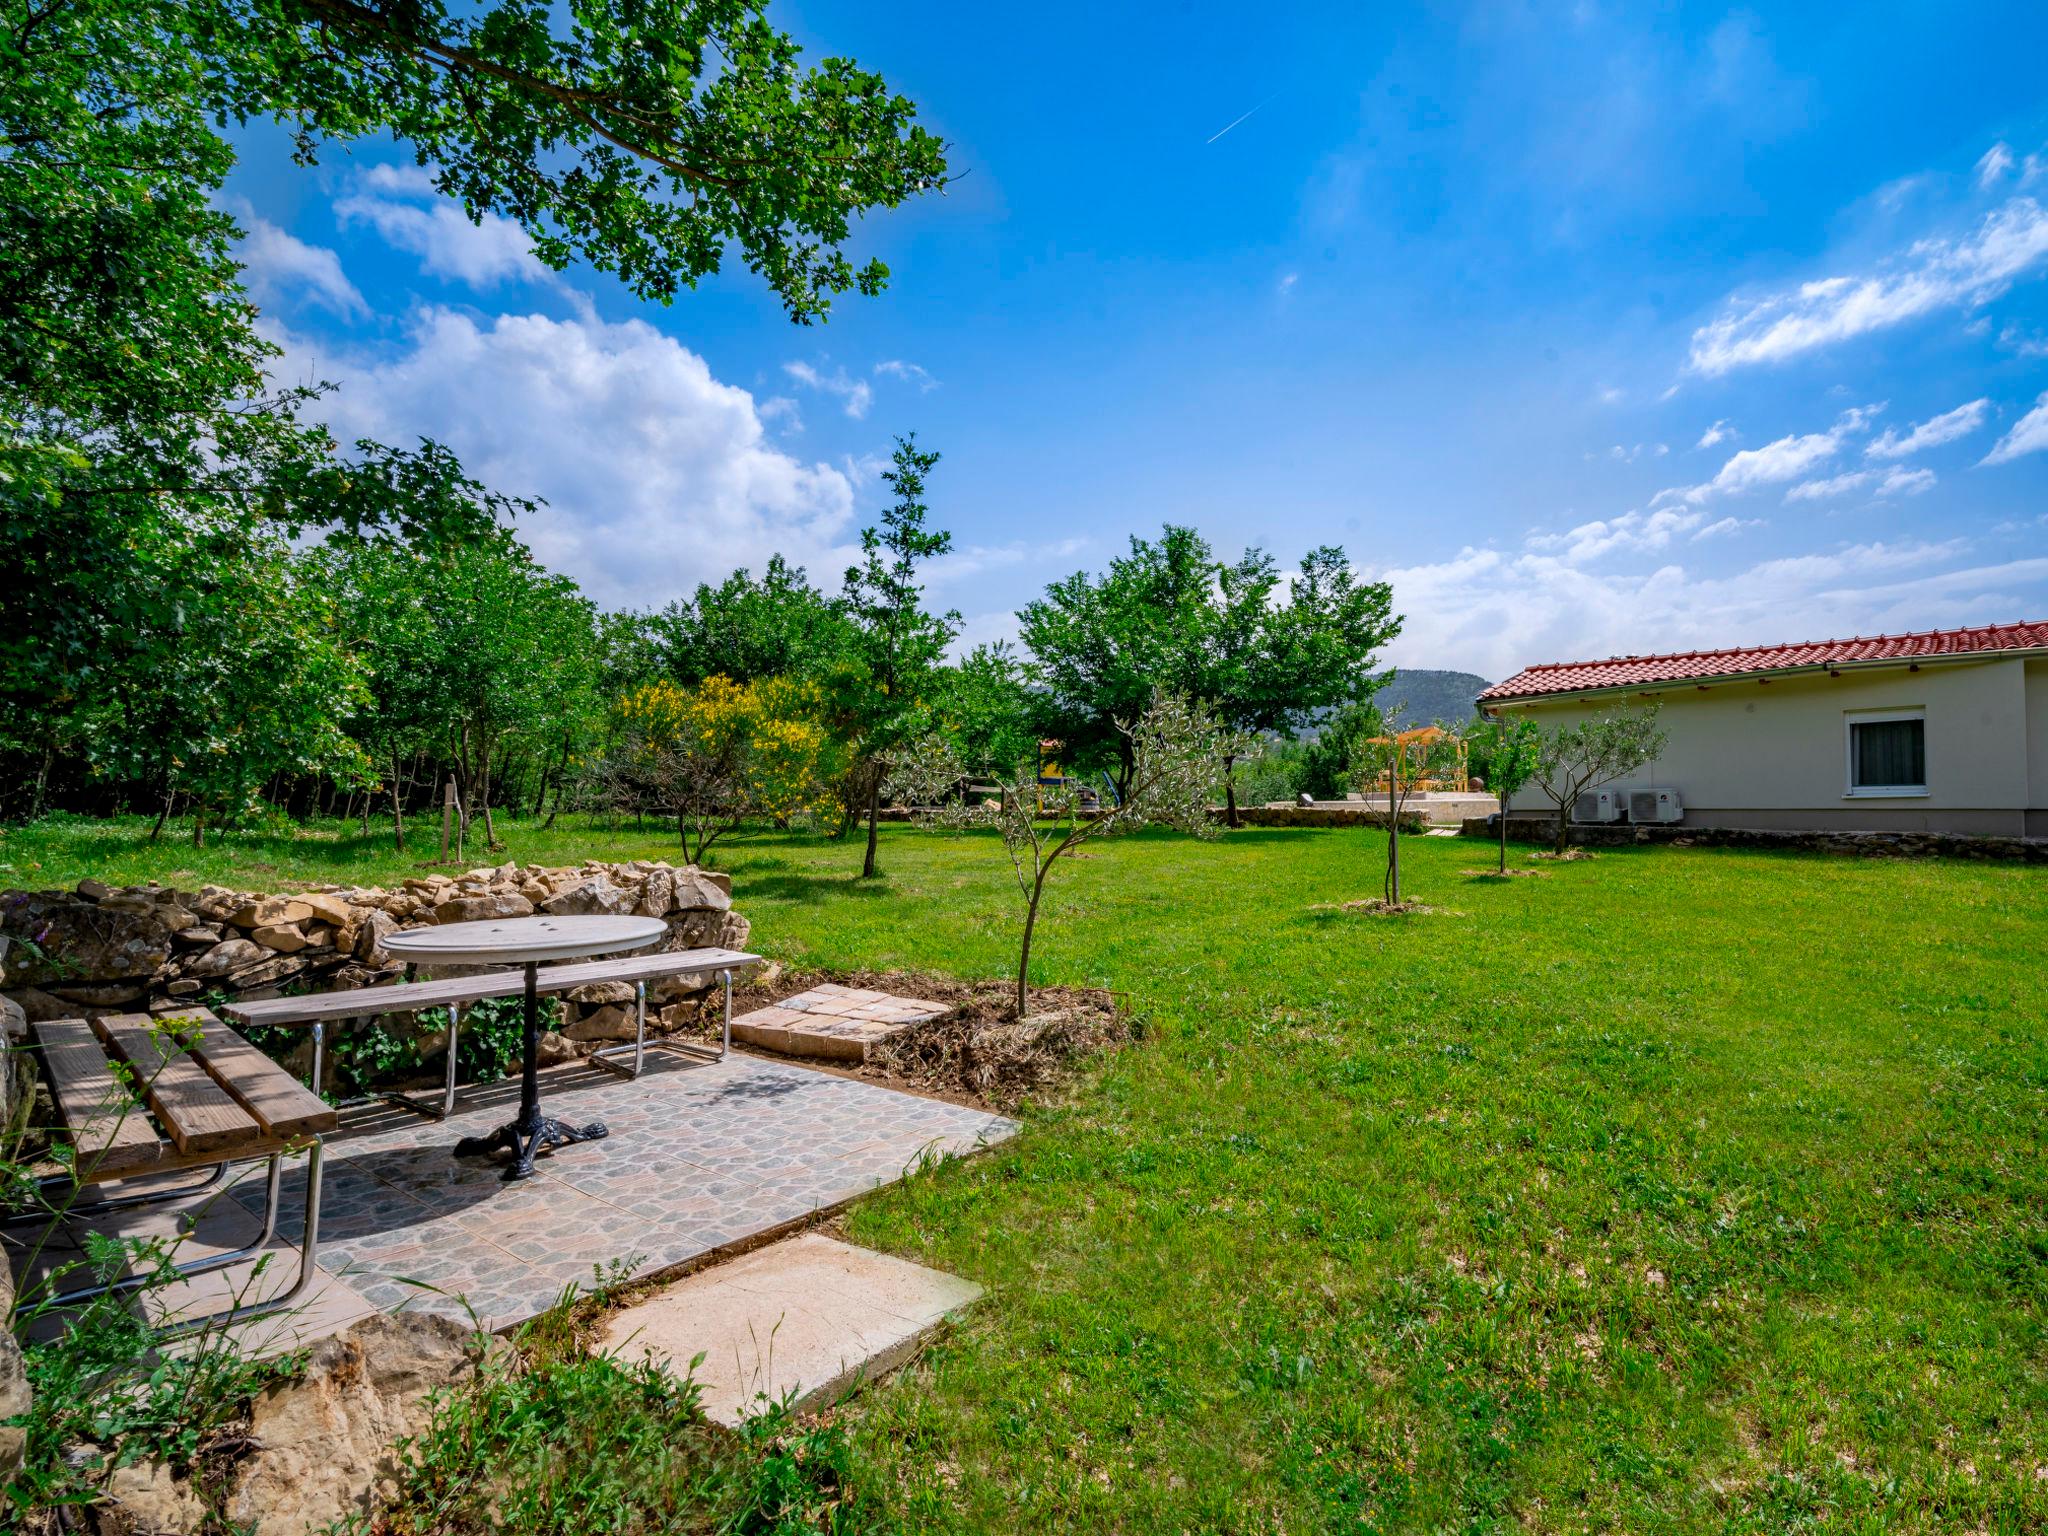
[1497,655,2042,836]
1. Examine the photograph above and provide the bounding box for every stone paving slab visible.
[599,1233,983,1425]
[731,985,945,1062]
[7,1053,1014,1347]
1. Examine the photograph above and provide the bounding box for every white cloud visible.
[1997,322,2048,357]
[1977,142,2016,188]
[1686,197,2048,373]
[1981,391,2048,466]
[783,360,873,420]
[1276,271,1300,295]
[872,359,938,391]
[1784,469,1873,502]
[1696,419,1734,449]
[1371,540,2047,680]
[234,210,367,318]
[1526,509,1704,563]
[283,307,861,609]
[1784,462,1936,503]
[335,165,550,287]
[1657,405,1882,506]
[1865,398,1989,457]
[1691,516,1759,540]
[1876,465,1936,497]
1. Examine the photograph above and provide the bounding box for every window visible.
[1845,711,1926,796]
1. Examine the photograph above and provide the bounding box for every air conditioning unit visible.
[1572,790,1625,823]
[1629,788,1684,824]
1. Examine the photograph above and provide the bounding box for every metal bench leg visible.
[388,1002,463,1119]
[163,1138,324,1335]
[159,1139,325,1337]
[590,982,649,1081]
[2,1163,228,1228]
[310,1021,325,1099]
[594,969,733,1073]
[44,1154,283,1307]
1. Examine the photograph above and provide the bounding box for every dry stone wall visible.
[0,860,752,1067]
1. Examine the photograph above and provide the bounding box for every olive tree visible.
[1530,706,1668,854]
[893,694,1246,1018]
[1466,715,1544,872]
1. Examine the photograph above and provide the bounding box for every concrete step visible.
[597,1233,982,1424]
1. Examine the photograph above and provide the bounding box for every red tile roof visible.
[1478,619,2048,704]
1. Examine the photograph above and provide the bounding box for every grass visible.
[9,813,2047,1532]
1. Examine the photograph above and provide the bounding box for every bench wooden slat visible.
[157,1007,337,1139]
[93,1013,261,1155]
[34,1019,164,1175]
[223,948,761,1028]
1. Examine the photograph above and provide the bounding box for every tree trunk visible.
[1555,803,1571,855]
[479,734,498,847]
[861,771,881,878]
[1016,866,1049,1019]
[30,746,52,822]
[1498,791,1510,874]
[149,790,174,844]
[1224,755,1240,829]
[390,753,407,853]
[192,809,206,849]
[1385,761,1400,905]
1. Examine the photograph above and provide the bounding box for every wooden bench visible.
[223,947,761,1118]
[18,1008,333,1330]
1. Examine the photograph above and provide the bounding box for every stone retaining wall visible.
[0,860,752,1073]
[1462,815,2048,863]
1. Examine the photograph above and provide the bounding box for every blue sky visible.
[231,1,2048,681]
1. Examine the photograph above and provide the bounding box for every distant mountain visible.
[1375,669,1491,727]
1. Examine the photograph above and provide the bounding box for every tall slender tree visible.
[839,435,958,877]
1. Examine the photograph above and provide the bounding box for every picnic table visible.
[380,914,665,1181]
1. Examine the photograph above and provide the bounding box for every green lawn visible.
[8,814,2047,1532]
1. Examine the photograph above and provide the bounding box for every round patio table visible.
[382,914,666,1181]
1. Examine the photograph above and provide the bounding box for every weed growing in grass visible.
[7,1236,304,1526]
[360,1266,885,1536]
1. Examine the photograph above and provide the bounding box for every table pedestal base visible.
[455,1114,609,1182]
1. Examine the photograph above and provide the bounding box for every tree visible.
[934,643,1039,780]
[893,695,1246,1018]
[610,674,841,861]
[1465,715,1544,873]
[89,532,370,846]
[420,534,599,847]
[1530,706,1668,854]
[649,556,851,687]
[839,435,958,878]
[1298,701,1386,801]
[1018,527,1397,816]
[1352,720,1464,906]
[3,0,941,809]
[1209,544,1399,825]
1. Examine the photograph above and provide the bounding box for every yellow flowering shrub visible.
[616,674,842,823]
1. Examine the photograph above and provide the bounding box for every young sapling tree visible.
[893,693,1246,1017]
[1467,714,1544,872]
[1530,705,1668,854]
[1351,717,1465,905]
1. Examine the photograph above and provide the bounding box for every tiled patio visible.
[7,1052,1014,1345]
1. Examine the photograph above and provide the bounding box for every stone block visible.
[226,897,315,930]
[598,1235,982,1427]
[434,892,535,924]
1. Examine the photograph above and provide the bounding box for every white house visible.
[1478,620,2048,838]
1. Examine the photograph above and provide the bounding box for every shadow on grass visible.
[740,870,902,906]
